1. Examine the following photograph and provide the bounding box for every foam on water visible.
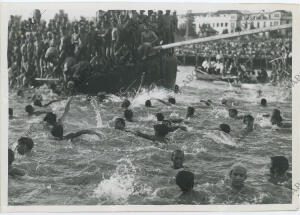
[90,97,103,128]
[93,158,137,204]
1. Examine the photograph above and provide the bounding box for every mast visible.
[154,23,292,50]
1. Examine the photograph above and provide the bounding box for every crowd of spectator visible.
[175,36,292,60]
[8,9,178,88]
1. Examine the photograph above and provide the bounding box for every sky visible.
[7,5,276,22]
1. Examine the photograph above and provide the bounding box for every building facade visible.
[193,10,292,37]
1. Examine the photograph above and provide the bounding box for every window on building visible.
[286,20,289,24]
[274,13,280,17]
[221,23,223,27]
[217,23,219,27]
[257,22,260,28]
[270,22,273,26]
[274,21,278,26]
[264,21,266,27]
[225,23,228,27]
[213,23,215,27]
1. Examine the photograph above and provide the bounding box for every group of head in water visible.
[8,85,291,203]
[171,149,291,201]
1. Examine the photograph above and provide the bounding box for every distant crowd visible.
[8,9,178,88]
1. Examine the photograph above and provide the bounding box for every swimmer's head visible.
[145,100,152,107]
[176,170,194,192]
[171,150,184,169]
[17,137,34,155]
[186,106,195,118]
[121,99,131,108]
[44,112,57,126]
[261,98,267,106]
[219,123,231,134]
[156,113,165,121]
[229,163,247,189]
[97,92,106,102]
[221,98,227,105]
[114,118,125,130]
[270,156,289,178]
[228,109,238,118]
[51,124,64,139]
[206,99,212,106]
[124,109,133,122]
[243,114,254,130]
[25,105,34,115]
[9,108,13,117]
[154,124,169,138]
[8,148,14,166]
[174,85,180,93]
[271,109,282,126]
[67,81,75,89]
[33,99,43,107]
[17,89,24,97]
[168,97,176,105]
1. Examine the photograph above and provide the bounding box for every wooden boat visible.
[194,66,238,82]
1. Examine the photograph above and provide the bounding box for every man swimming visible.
[176,170,208,204]
[135,124,170,142]
[33,98,62,107]
[121,99,131,108]
[171,150,185,170]
[25,104,49,116]
[228,109,244,120]
[124,109,134,122]
[50,123,103,140]
[243,115,254,132]
[269,156,291,188]
[261,98,267,107]
[8,149,25,177]
[271,109,291,128]
[16,137,34,155]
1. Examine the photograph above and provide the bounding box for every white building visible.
[192,10,292,36]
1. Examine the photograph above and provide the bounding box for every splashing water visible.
[130,86,172,108]
[93,158,137,204]
[90,97,103,128]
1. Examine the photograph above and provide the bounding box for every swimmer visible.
[121,99,131,108]
[25,105,48,116]
[9,108,13,118]
[8,149,25,177]
[228,109,244,120]
[176,170,208,204]
[168,97,176,105]
[174,84,180,94]
[186,106,195,118]
[200,99,213,107]
[271,109,291,128]
[261,98,267,107]
[171,150,185,169]
[50,123,103,140]
[33,99,61,107]
[135,124,170,142]
[114,118,126,131]
[163,120,188,132]
[219,123,231,134]
[145,99,152,107]
[269,156,291,188]
[243,115,254,132]
[17,137,34,155]
[229,163,248,192]
[153,97,175,106]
